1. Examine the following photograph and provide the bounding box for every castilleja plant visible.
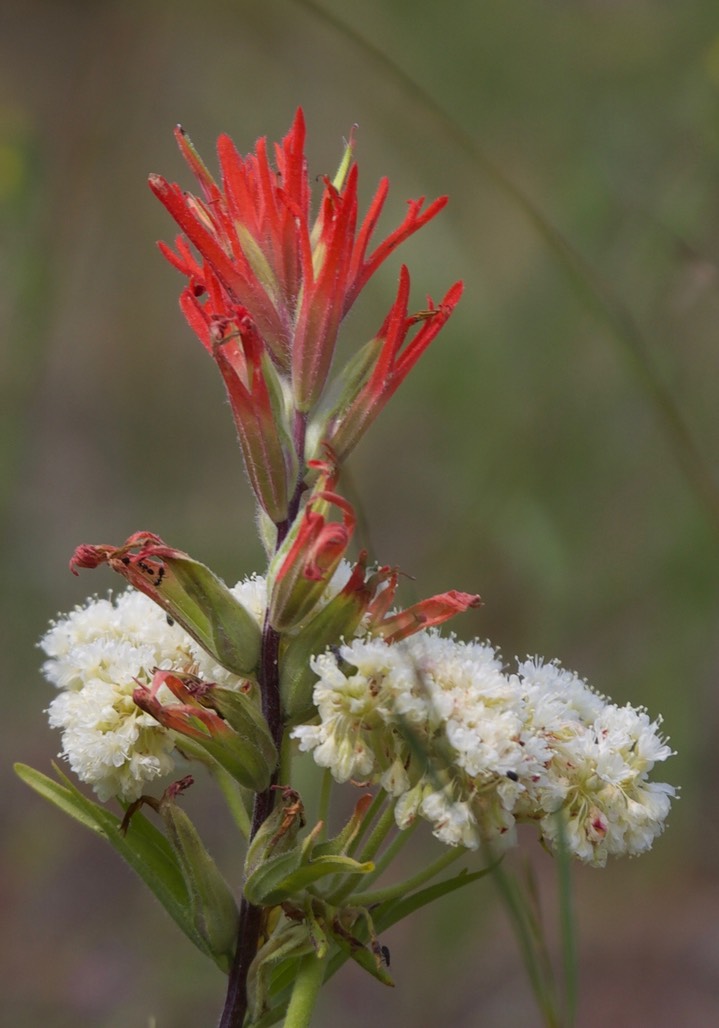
[18,110,676,1027]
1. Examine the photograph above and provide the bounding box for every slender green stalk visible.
[284,953,326,1028]
[555,817,578,1026]
[354,843,464,908]
[212,765,251,839]
[316,769,333,840]
[352,819,418,891]
[490,858,560,1028]
[358,801,397,863]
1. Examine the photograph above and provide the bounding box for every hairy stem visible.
[284,951,326,1028]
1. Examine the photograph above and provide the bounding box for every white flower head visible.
[40,584,251,801]
[293,634,676,865]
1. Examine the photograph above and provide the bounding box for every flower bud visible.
[267,468,355,632]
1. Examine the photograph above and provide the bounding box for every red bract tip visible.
[69,543,113,575]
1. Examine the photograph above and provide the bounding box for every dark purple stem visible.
[218,412,308,1027]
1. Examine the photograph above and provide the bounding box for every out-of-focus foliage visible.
[3,1,718,1025]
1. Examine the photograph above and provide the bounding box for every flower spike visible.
[151,109,454,451]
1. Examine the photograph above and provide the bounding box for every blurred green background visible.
[3,0,719,1024]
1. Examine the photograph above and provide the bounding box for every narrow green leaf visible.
[15,763,107,835]
[258,856,375,907]
[15,763,218,963]
[161,800,239,971]
[373,865,493,934]
[328,926,394,988]
[244,849,304,907]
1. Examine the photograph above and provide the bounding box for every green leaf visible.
[328,918,394,988]
[160,799,239,972]
[373,865,493,934]
[255,855,375,907]
[244,848,304,907]
[246,921,314,1024]
[15,764,221,965]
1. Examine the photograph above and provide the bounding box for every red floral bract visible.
[151,111,451,391]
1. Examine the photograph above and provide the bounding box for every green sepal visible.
[160,797,239,971]
[266,514,333,634]
[155,555,261,676]
[172,718,273,794]
[14,764,221,965]
[244,785,308,878]
[202,685,278,780]
[304,899,330,958]
[260,348,299,488]
[244,847,305,907]
[305,336,382,462]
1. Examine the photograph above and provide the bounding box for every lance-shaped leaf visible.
[134,672,276,792]
[246,852,374,908]
[245,806,374,908]
[158,783,239,972]
[14,763,226,967]
[70,532,261,676]
[328,907,394,987]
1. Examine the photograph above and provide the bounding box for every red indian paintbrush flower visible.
[150,109,462,519]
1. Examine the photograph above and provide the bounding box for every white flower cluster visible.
[39,565,349,804]
[41,583,262,802]
[41,572,675,867]
[291,633,675,866]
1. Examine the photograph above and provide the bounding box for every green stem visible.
[212,765,251,839]
[555,816,578,1026]
[346,788,386,857]
[317,769,333,840]
[354,843,465,908]
[284,952,325,1028]
[354,819,417,891]
[490,858,560,1027]
[358,800,397,863]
